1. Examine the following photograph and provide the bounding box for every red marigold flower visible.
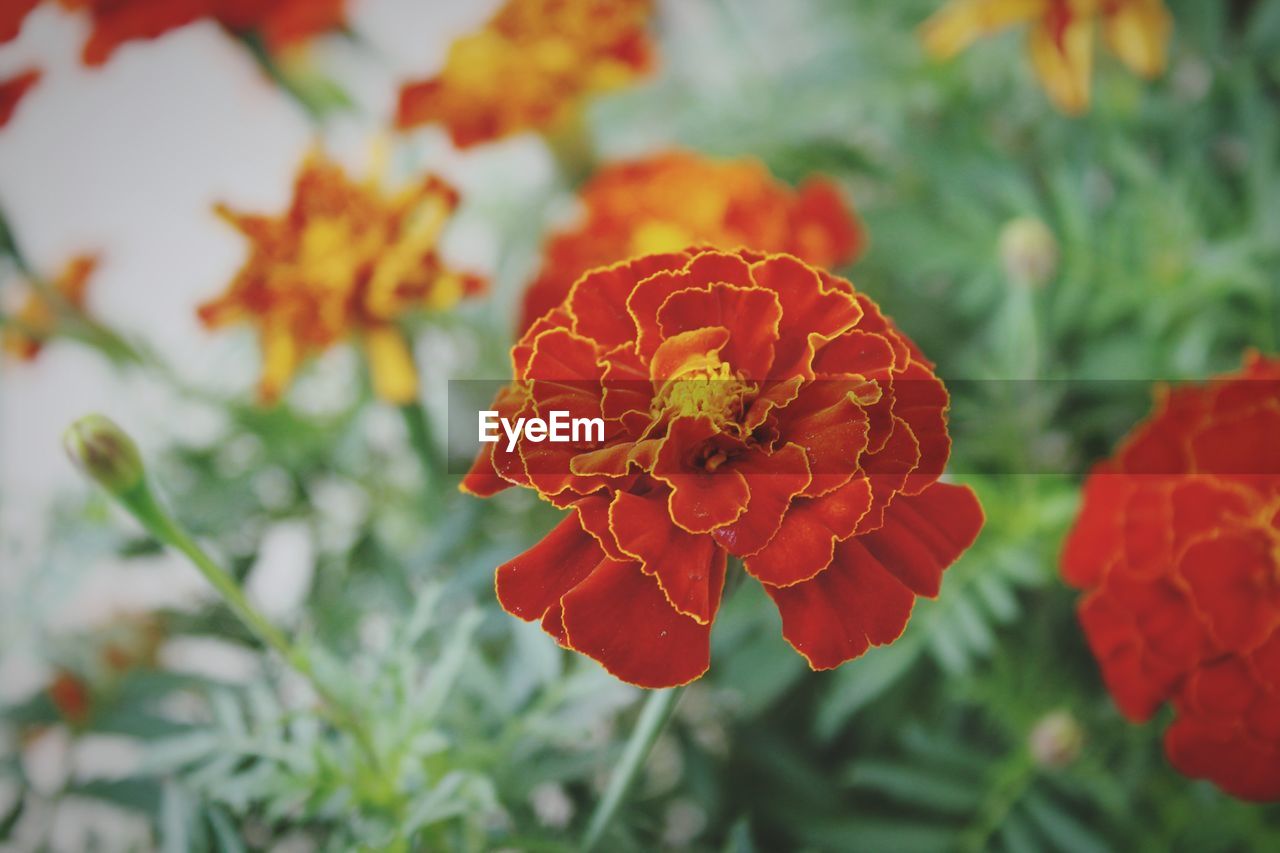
[1062,353,1280,801]
[465,247,984,688]
[0,66,40,129]
[3,0,347,66]
[518,150,865,333]
[198,150,484,405]
[2,254,98,361]
[395,0,654,147]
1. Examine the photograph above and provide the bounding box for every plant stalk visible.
[581,686,684,851]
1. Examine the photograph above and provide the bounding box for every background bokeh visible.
[2,0,1278,850]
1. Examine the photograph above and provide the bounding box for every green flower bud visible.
[1028,709,1084,769]
[998,217,1059,288]
[63,414,144,495]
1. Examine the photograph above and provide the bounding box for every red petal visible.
[749,255,863,379]
[743,476,873,586]
[853,415,921,535]
[495,511,606,623]
[1177,530,1279,653]
[653,416,751,533]
[610,491,726,623]
[569,254,689,351]
[856,482,984,597]
[892,361,951,493]
[656,282,782,379]
[765,536,916,670]
[561,558,712,688]
[710,442,812,557]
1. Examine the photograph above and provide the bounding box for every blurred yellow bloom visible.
[920,0,1172,114]
[395,0,654,147]
[198,151,484,405]
[2,254,97,360]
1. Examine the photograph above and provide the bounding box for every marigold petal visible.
[857,481,984,597]
[656,282,782,380]
[743,476,873,586]
[364,326,419,405]
[1102,0,1170,79]
[560,557,712,688]
[609,491,726,623]
[765,535,917,670]
[494,510,606,623]
[1028,4,1093,115]
[710,442,812,557]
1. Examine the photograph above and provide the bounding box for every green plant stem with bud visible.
[582,686,684,851]
[63,414,382,771]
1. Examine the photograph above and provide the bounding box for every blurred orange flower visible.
[519,150,864,333]
[396,0,654,147]
[2,0,345,65]
[0,66,41,128]
[1062,353,1280,801]
[2,254,97,360]
[920,0,1172,114]
[198,151,484,405]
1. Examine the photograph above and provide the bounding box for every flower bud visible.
[1028,709,1084,769]
[998,217,1058,288]
[63,414,144,495]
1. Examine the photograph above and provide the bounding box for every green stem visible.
[581,686,684,851]
[399,400,446,487]
[113,478,382,770]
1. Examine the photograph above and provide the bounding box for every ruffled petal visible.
[765,536,917,670]
[710,442,812,557]
[561,557,712,688]
[494,510,607,624]
[610,490,726,623]
[656,282,782,379]
[743,476,873,586]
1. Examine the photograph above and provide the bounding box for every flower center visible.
[653,354,753,429]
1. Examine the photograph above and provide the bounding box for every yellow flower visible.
[920,0,1172,114]
[3,254,98,360]
[395,0,654,147]
[198,151,483,405]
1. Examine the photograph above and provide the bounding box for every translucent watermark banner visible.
[445,377,1280,477]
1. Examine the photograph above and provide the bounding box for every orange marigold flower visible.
[2,254,97,361]
[920,0,1172,114]
[465,247,984,688]
[197,151,484,405]
[395,0,654,147]
[1062,353,1280,801]
[0,66,41,128]
[518,150,864,333]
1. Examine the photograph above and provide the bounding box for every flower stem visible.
[582,686,684,851]
[73,432,382,770]
[398,400,446,487]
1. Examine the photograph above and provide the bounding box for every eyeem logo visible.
[479,410,605,452]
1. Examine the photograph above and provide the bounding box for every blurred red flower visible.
[0,66,40,128]
[1062,353,1280,801]
[2,0,345,65]
[396,0,654,147]
[518,150,864,333]
[465,247,983,688]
